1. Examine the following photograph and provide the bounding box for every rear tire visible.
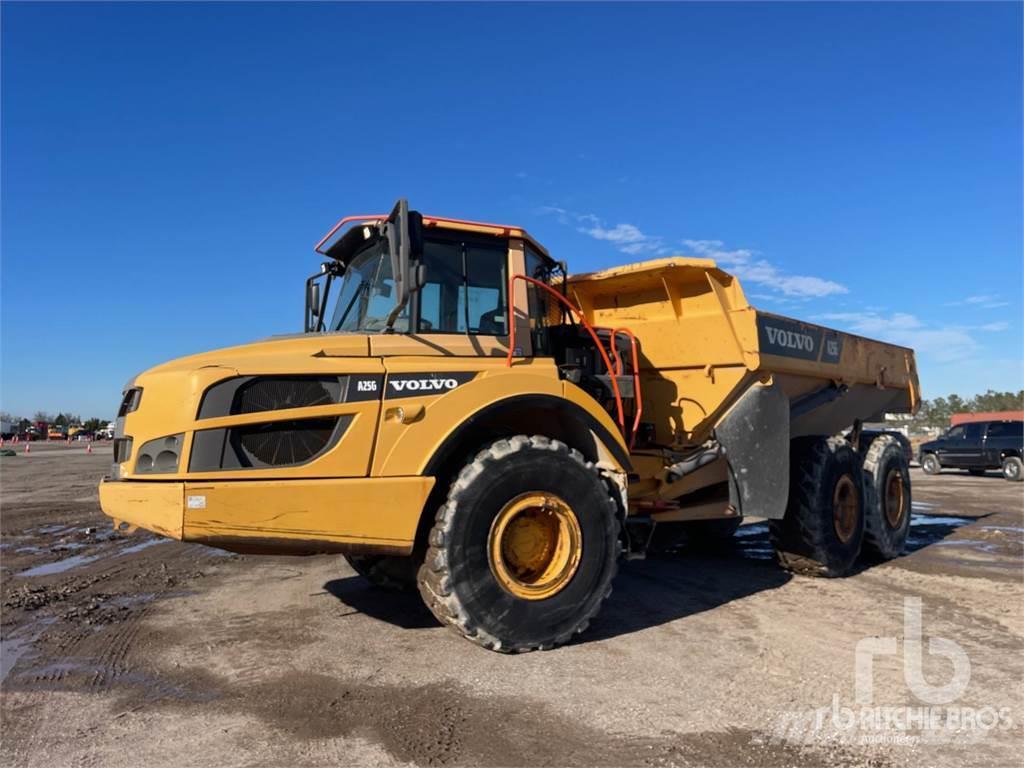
[861,435,912,560]
[770,437,865,577]
[418,435,620,652]
[345,554,419,592]
[920,453,942,475]
[1002,456,1023,482]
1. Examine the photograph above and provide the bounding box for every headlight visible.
[134,433,184,474]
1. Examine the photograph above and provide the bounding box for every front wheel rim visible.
[1007,462,1020,479]
[488,492,582,601]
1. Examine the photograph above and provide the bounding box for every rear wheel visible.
[770,437,865,577]
[1002,456,1023,482]
[861,435,912,560]
[920,453,941,475]
[418,435,620,652]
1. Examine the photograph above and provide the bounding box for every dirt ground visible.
[1,444,1021,767]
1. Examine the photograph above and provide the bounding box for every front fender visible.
[372,368,630,477]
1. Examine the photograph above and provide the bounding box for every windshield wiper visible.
[335,281,370,331]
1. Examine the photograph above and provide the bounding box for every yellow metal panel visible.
[99,480,184,539]
[181,476,435,548]
[373,360,563,476]
[369,334,509,358]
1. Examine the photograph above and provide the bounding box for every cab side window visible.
[417,234,507,334]
[946,426,966,440]
[524,245,553,354]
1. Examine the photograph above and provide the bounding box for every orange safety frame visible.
[506,274,626,436]
[609,328,643,450]
[315,214,533,256]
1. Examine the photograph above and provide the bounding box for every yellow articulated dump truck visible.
[100,199,919,652]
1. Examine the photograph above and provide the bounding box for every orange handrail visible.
[506,274,625,434]
[610,328,643,450]
[314,214,387,254]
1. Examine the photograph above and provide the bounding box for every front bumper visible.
[99,475,435,555]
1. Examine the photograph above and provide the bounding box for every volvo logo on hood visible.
[385,372,476,399]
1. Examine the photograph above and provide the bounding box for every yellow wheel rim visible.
[832,475,860,543]
[488,492,582,600]
[884,468,907,529]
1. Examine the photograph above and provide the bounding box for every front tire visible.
[770,437,865,577]
[418,435,620,652]
[861,435,912,560]
[921,453,942,475]
[1002,456,1023,482]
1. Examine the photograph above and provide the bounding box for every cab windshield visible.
[328,241,408,332]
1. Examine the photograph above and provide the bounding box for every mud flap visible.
[715,381,789,520]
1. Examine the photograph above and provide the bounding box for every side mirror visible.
[309,282,321,317]
[386,199,425,304]
[387,198,411,308]
[304,263,332,332]
[383,198,424,331]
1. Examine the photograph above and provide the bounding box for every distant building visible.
[951,411,1024,426]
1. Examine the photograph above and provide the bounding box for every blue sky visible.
[2,2,1021,419]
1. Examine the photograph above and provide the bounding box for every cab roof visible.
[315,213,551,261]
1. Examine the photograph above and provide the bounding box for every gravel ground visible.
[1,444,1021,767]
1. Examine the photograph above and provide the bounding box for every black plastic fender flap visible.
[715,380,790,520]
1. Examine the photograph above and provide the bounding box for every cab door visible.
[939,423,982,468]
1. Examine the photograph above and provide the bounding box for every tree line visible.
[911,389,1023,429]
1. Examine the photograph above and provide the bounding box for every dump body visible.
[568,257,918,445]
[567,257,918,521]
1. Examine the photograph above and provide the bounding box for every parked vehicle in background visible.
[47,426,67,441]
[74,431,95,441]
[919,420,1024,481]
[0,421,13,439]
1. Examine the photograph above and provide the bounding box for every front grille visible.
[236,377,336,414]
[113,437,133,464]
[233,418,337,465]
[189,415,352,471]
[197,376,344,419]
